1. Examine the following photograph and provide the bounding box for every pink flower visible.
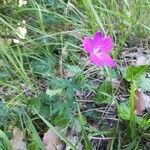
[83,32,116,68]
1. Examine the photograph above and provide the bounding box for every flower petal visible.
[90,52,116,68]
[101,36,113,53]
[90,53,104,67]
[93,32,103,50]
[83,37,93,53]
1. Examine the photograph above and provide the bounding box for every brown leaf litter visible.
[43,127,64,150]
[135,89,150,115]
[10,127,27,150]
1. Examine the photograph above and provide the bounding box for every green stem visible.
[129,82,136,140]
[104,66,112,81]
[130,82,135,117]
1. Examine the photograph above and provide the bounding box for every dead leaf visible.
[43,128,64,150]
[135,90,145,115]
[10,127,27,150]
[136,54,150,66]
[135,90,150,115]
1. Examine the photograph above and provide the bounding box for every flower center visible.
[93,48,101,54]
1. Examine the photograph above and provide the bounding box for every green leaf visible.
[0,102,9,126]
[28,98,41,113]
[39,105,50,117]
[125,65,148,81]
[118,103,130,120]
[95,81,113,104]
[52,101,75,127]
[31,60,50,74]
[66,65,82,75]
[76,0,84,5]
[46,89,62,98]
[0,71,10,80]
[26,115,45,150]
[76,103,92,150]
[0,130,13,150]
[28,135,40,150]
[31,58,55,74]
[118,104,150,130]
[140,77,150,91]
[53,114,70,127]
[138,118,150,130]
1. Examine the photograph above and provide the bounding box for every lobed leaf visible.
[125,65,148,81]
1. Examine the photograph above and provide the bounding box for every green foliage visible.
[140,77,150,91]
[28,98,41,113]
[31,57,56,75]
[37,78,80,127]
[53,113,70,127]
[119,103,150,131]
[0,130,13,150]
[95,80,113,104]
[0,102,10,127]
[66,65,82,76]
[43,14,65,25]
[0,70,11,80]
[26,114,45,150]
[138,118,150,130]
[77,103,92,150]
[118,103,130,120]
[28,135,40,150]
[75,0,84,5]
[125,65,148,82]
[39,104,50,117]
[46,89,62,98]
[43,0,66,9]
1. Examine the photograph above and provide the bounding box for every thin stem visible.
[129,82,136,140]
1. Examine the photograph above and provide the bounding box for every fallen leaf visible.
[135,90,150,115]
[135,90,145,115]
[136,54,150,66]
[10,127,27,150]
[43,128,64,150]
